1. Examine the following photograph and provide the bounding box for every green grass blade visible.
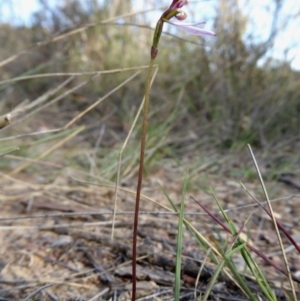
[160,184,219,265]
[222,249,259,301]
[174,172,189,301]
[201,257,226,301]
[159,183,178,213]
[210,190,276,300]
[203,241,257,301]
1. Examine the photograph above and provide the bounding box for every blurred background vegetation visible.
[0,0,299,181]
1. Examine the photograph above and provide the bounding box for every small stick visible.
[247,144,297,301]
[23,283,53,301]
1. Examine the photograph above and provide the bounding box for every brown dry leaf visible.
[182,273,196,286]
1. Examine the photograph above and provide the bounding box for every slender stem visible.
[132,58,155,301]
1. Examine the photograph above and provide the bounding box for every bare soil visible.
[0,156,300,300]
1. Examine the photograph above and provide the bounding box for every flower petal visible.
[168,21,206,26]
[179,26,216,36]
[168,20,216,37]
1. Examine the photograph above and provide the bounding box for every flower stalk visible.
[131,1,215,299]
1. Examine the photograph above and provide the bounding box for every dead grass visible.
[0,161,299,300]
[0,0,300,300]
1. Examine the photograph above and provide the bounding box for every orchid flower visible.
[151,0,216,58]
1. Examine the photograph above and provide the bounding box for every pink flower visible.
[163,0,188,19]
[170,0,188,9]
[167,20,216,37]
[151,0,215,58]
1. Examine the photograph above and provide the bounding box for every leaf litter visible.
[0,153,299,300]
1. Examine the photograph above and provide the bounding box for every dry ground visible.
[0,149,300,300]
